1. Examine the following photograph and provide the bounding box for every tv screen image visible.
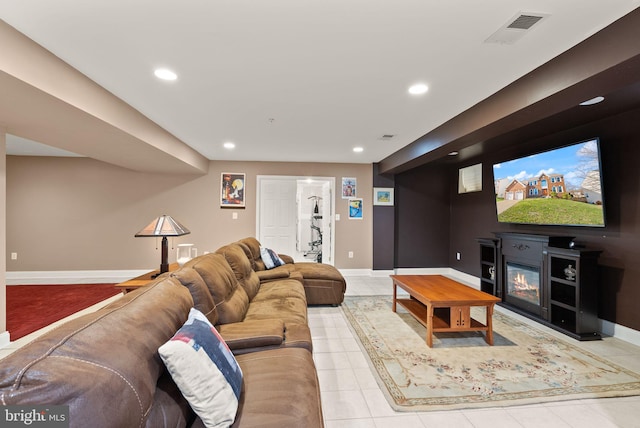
[493,138,605,227]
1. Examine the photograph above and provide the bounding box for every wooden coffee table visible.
[391,275,501,347]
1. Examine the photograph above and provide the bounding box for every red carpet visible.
[6,283,120,341]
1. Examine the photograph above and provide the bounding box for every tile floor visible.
[312,276,640,428]
[2,276,640,427]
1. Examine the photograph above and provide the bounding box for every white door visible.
[321,181,332,264]
[257,176,335,265]
[258,178,297,256]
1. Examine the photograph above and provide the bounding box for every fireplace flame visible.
[511,272,539,296]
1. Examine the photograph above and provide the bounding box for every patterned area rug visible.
[342,296,640,411]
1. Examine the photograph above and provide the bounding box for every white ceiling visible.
[2,1,639,164]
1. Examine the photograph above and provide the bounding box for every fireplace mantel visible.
[478,233,601,340]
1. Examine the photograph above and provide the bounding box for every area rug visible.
[6,283,120,341]
[342,296,640,411]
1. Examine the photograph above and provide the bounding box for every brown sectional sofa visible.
[0,237,336,427]
[237,237,346,306]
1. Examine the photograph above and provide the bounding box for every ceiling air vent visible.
[379,134,395,140]
[507,14,544,30]
[485,12,549,45]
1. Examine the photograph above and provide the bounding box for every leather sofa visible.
[0,239,326,427]
[237,237,346,306]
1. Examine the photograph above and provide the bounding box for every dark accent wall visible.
[446,108,640,331]
[395,163,450,268]
[372,164,395,270]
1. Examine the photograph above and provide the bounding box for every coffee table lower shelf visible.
[396,298,488,332]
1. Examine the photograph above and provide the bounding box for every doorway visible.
[257,176,335,265]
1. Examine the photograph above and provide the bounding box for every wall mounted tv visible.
[492,138,605,227]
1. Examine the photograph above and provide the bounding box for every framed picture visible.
[373,187,394,206]
[348,198,363,220]
[341,177,357,198]
[221,172,246,207]
[458,163,482,194]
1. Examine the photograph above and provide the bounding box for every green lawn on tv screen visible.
[498,198,604,225]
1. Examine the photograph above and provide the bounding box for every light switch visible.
[232,212,238,220]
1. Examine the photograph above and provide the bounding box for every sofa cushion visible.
[231,348,323,428]
[159,308,243,428]
[216,243,261,301]
[236,237,265,271]
[254,279,308,302]
[245,296,308,326]
[170,267,218,325]
[185,253,250,324]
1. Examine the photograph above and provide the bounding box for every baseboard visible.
[445,269,481,288]
[338,269,372,277]
[5,270,150,285]
[600,319,640,347]
[394,267,450,276]
[371,270,394,277]
[0,331,10,349]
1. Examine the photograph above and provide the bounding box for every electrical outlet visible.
[456,252,461,261]
[348,251,354,258]
[11,252,18,260]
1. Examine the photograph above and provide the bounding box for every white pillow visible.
[260,246,285,269]
[159,308,243,428]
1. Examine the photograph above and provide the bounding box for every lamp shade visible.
[135,215,190,237]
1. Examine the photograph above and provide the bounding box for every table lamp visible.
[135,215,190,275]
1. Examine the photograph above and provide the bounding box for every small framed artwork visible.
[373,187,394,206]
[221,172,246,207]
[342,177,357,199]
[348,198,363,220]
[458,163,482,194]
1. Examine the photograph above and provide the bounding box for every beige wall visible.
[6,157,373,272]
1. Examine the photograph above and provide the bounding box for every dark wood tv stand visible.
[478,233,601,340]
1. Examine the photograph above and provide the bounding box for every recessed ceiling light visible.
[448,151,459,156]
[154,68,177,81]
[353,147,364,153]
[408,83,428,95]
[579,96,604,106]
[223,142,236,149]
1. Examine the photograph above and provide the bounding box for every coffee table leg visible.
[486,304,495,345]
[392,282,397,312]
[426,303,434,347]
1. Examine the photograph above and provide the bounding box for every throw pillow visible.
[159,308,243,428]
[260,246,285,269]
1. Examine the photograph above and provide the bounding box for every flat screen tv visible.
[492,138,605,227]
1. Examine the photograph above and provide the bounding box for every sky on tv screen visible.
[493,139,600,188]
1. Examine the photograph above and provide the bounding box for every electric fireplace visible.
[480,233,602,341]
[505,262,541,308]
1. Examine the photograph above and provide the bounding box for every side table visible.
[115,263,179,294]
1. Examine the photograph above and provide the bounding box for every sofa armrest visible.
[217,319,284,351]
[256,269,290,282]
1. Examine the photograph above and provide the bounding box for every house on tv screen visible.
[500,173,566,200]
